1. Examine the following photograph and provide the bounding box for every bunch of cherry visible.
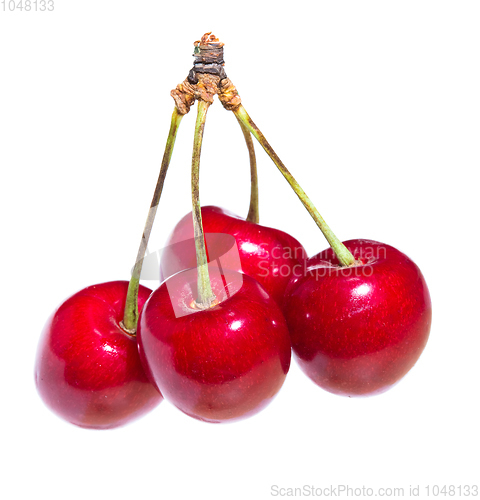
[35,34,432,429]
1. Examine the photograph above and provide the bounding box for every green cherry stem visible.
[122,107,184,332]
[235,116,259,223]
[233,104,356,267]
[192,100,216,308]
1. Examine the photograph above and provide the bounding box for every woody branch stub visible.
[171,33,242,115]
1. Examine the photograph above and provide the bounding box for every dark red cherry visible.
[283,239,432,397]
[138,269,291,423]
[35,281,162,429]
[160,205,306,305]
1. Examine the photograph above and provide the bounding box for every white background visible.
[1,1,479,499]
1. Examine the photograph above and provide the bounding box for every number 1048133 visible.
[1,0,54,11]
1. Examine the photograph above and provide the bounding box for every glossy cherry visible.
[283,239,432,397]
[35,281,162,429]
[138,269,291,423]
[160,205,307,305]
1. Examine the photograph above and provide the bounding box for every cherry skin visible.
[160,205,307,305]
[283,239,432,397]
[137,269,291,423]
[35,281,162,429]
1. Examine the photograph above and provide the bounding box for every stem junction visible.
[168,33,357,282]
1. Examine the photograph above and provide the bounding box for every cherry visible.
[35,281,162,429]
[160,205,307,305]
[34,107,184,429]
[283,240,432,396]
[137,269,291,423]
[231,92,432,397]
[137,92,291,424]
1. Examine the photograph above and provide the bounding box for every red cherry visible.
[137,269,291,423]
[35,281,162,429]
[283,240,432,397]
[160,205,307,305]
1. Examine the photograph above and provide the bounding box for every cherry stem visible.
[122,107,183,332]
[192,100,216,308]
[233,104,356,267]
[236,116,259,223]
